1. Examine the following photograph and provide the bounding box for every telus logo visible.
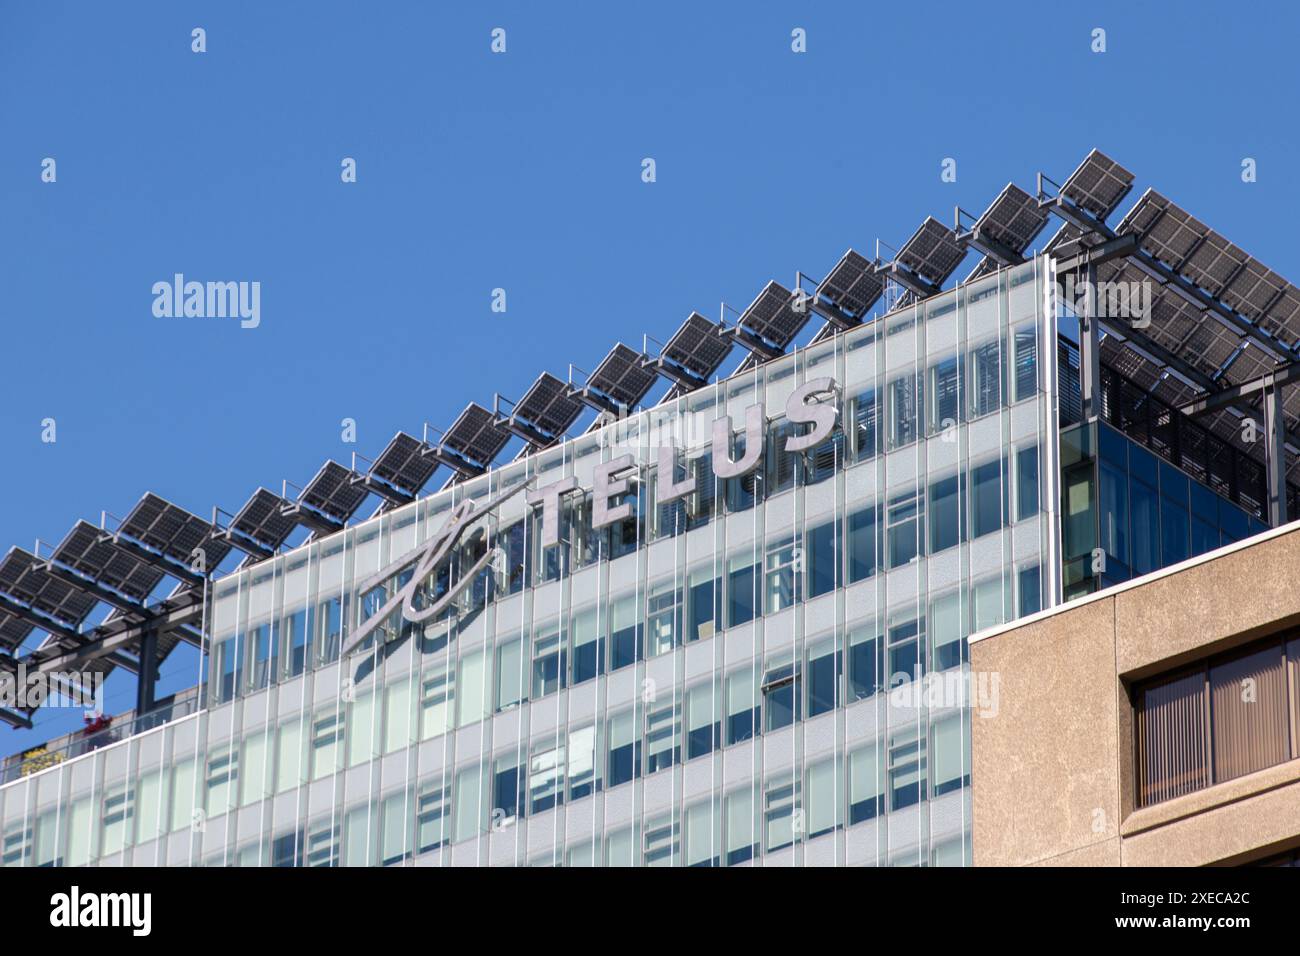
[49,886,151,937]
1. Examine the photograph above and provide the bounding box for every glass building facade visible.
[1,258,1059,867]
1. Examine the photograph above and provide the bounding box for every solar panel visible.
[1118,188,1300,353]
[0,548,98,626]
[589,343,658,409]
[442,402,511,466]
[663,312,732,380]
[974,183,1050,256]
[1219,260,1300,342]
[0,610,33,653]
[301,460,370,523]
[896,217,966,287]
[370,431,438,496]
[231,488,297,550]
[513,372,584,438]
[52,521,167,603]
[120,493,232,570]
[817,249,884,319]
[737,281,809,350]
[1061,149,1134,221]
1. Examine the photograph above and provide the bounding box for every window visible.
[346,694,375,767]
[930,590,965,672]
[727,553,759,627]
[606,710,640,788]
[886,487,923,569]
[495,636,524,711]
[492,756,524,827]
[970,457,1005,539]
[888,371,920,449]
[646,579,682,657]
[806,635,839,717]
[275,723,301,794]
[931,715,968,796]
[604,827,635,867]
[1015,444,1040,521]
[805,429,843,485]
[416,784,449,853]
[250,623,274,691]
[887,731,927,811]
[848,743,883,823]
[384,679,412,753]
[643,812,679,867]
[684,801,719,867]
[968,337,1001,417]
[686,682,719,759]
[970,576,1006,633]
[311,711,343,780]
[456,649,487,727]
[1137,635,1300,807]
[686,566,720,642]
[928,353,962,435]
[609,593,641,671]
[724,788,757,865]
[766,419,800,495]
[762,656,800,731]
[530,622,565,699]
[726,668,760,744]
[453,765,484,844]
[568,724,598,800]
[317,594,343,665]
[852,386,878,461]
[100,784,134,857]
[529,741,565,814]
[764,535,801,614]
[380,793,408,866]
[420,668,453,740]
[284,608,308,679]
[848,624,882,701]
[805,520,838,599]
[763,777,800,852]
[205,747,238,816]
[645,703,681,774]
[570,606,603,684]
[928,472,964,554]
[240,732,267,807]
[1012,322,1037,402]
[887,614,923,687]
[847,506,877,583]
[806,758,841,838]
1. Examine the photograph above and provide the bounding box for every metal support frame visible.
[1263,374,1289,526]
[1079,262,1103,423]
[136,627,158,715]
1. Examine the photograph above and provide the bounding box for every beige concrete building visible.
[970,523,1300,867]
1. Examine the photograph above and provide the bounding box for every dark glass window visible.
[970,458,1005,539]
[847,506,877,583]
[806,520,839,599]
[727,559,758,628]
[806,638,839,717]
[928,473,964,554]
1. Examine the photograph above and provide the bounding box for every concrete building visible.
[970,523,1300,867]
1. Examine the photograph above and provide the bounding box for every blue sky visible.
[2,0,1299,751]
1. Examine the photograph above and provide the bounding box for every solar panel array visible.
[8,146,1300,731]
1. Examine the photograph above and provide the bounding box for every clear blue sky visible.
[3,0,1299,752]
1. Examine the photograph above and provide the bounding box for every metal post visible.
[136,627,159,716]
[1263,373,1288,527]
[1079,263,1102,422]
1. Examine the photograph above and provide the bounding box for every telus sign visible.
[342,378,838,657]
